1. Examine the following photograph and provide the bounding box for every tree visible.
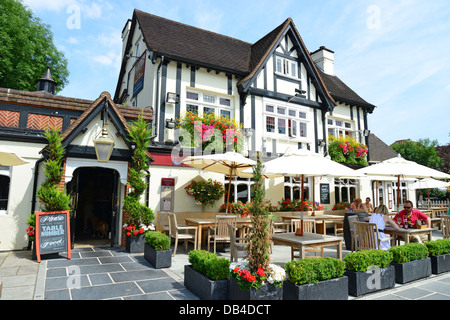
[391,138,444,170]
[0,0,68,92]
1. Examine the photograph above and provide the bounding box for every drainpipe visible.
[151,55,164,141]
[28,156,45,249]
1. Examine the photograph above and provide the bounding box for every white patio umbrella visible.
[358,155,450,211]
[181,151,258,212]
[0,146,28,166]
[408,178,450,191]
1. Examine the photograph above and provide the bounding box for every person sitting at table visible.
[362,197,374,213]
[364,204,400,250]
[393,200,431,243]
[350,198,362,211]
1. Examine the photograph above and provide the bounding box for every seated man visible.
[394,200,431,243]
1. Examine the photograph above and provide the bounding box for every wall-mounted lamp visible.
[243,128,253,137]
[288,88,307,103]
[166,92,179,104]
[318,139,326,148]
[93,110,115,163]
[356,129,371,137]
[165,118,176,129]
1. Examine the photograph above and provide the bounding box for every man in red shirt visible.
[394,200,431,243]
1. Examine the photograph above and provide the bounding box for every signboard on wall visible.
[320,184,330,204]
[160,178,175,212]
[35,210,71,263]
[133,52,146,97]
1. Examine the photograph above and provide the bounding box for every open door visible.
[67,169,80,249]
[111,170,119,247]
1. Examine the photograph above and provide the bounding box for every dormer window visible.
[276,57,298,79]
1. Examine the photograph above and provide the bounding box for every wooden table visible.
[384,227,433,245]
[271,232,343,260]
[185,217,251,250]
[280,215,345,234]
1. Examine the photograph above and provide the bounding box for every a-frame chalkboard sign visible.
[35,211,71,263]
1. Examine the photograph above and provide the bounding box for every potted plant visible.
[390,243,431,284]
[185,178,225,207]
[228,153,285,300]
[30,129,71,260]
[184,250,231,300]
[344,250,395,297]
[123,116,154,253]
[424,239,450,274]
[283,257,348,300]
[144,231,171,269]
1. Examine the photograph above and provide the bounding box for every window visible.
[284,176,309,201]
[186,91,233,118]
[264,101,309,140]
[276,57,298,78]
[334,178,358,204]
[225,177,254,203]
[0,167,11,213]
[328,118,354,139]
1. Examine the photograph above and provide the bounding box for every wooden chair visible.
[168,213,198,256]
[207,215,237,253]
[347,215,359,251]
[442,216,450,239]
[290,219,324,260]
[227,223,247,262]
[353,222,390,251]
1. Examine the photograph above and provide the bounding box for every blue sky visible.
[23,0,450,146]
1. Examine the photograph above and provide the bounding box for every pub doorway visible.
[67,167,120,247]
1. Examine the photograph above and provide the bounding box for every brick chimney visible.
[310,46,335,76]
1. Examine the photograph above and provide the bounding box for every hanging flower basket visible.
[185,178,225,207]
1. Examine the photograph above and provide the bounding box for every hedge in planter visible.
[144,231,171,269]
[185,250,230,300]
[284,257,348,300]
[424,239,450,274]
[344,250,395,297]
[390,243,431,284]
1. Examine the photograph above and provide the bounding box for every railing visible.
[418,199,450,209]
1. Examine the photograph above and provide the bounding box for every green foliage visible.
[391,138,444,170]
[344,250,393,272]
[184,178,225,207]
[424,239,450,256]
[390,243,429,263]
[328,135,369,166]
[188,250,231,281]
[36,129,71,212]
[123,116,154,230]
[0,0,68,92]
[145,231,170,251]
[247,153,271,273]
[285,257,345,285]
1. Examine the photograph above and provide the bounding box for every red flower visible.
[138,228,144,234]
[256,268,265,277]
[126,232,131,237]
[234,267,240,274]
[132,230,139,236]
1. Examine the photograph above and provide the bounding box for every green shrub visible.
[390,243,429,263]
[285,257,345,285]
[344,250,393,272]
[145,231,170,251]
[188,250,230,281]
[424,239,450,256]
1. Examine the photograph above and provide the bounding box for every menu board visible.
[35,211,71,263]
[320,184,330,204]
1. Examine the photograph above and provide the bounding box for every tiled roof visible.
[135,10,251,75]
[318,69,376,112]
[368,133,398,163]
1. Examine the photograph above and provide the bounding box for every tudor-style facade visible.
[114,10,381,214]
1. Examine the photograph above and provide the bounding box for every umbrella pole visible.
[312,176,315,216]
[225,168,233,214]
[397,175,400,213]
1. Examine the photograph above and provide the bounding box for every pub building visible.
[0,10,419,251]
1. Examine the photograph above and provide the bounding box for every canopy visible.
[408,178,450,191]
[0,147,28,166]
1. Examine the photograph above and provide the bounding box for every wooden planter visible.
[283,276,348,300]
[229,278,283,300]
[144,243,172,269]
[430,254,450,275]
[184,265,229,300]
[391,258,432,284]
[345,266,395,297]
[126,234,145,253]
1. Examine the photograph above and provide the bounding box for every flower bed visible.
[278,198,324,212]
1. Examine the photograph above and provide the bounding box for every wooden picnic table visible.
[184,217,251,250]
[271,232,343,260]
[383,226,433,245]
[280,214,345,234]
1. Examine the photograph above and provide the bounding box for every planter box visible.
[430,254,450,275]
[392,258,432,284]
[229,278,283,300]
[126,234,145,253]
[283,276,348,300]
[144,243,172,269]
[345,265,395,297]
[184,265,229,300]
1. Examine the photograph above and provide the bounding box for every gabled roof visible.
[318,69,376,113]
[368,133,398,163]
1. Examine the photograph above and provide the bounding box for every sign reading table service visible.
[35,211,71,263]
